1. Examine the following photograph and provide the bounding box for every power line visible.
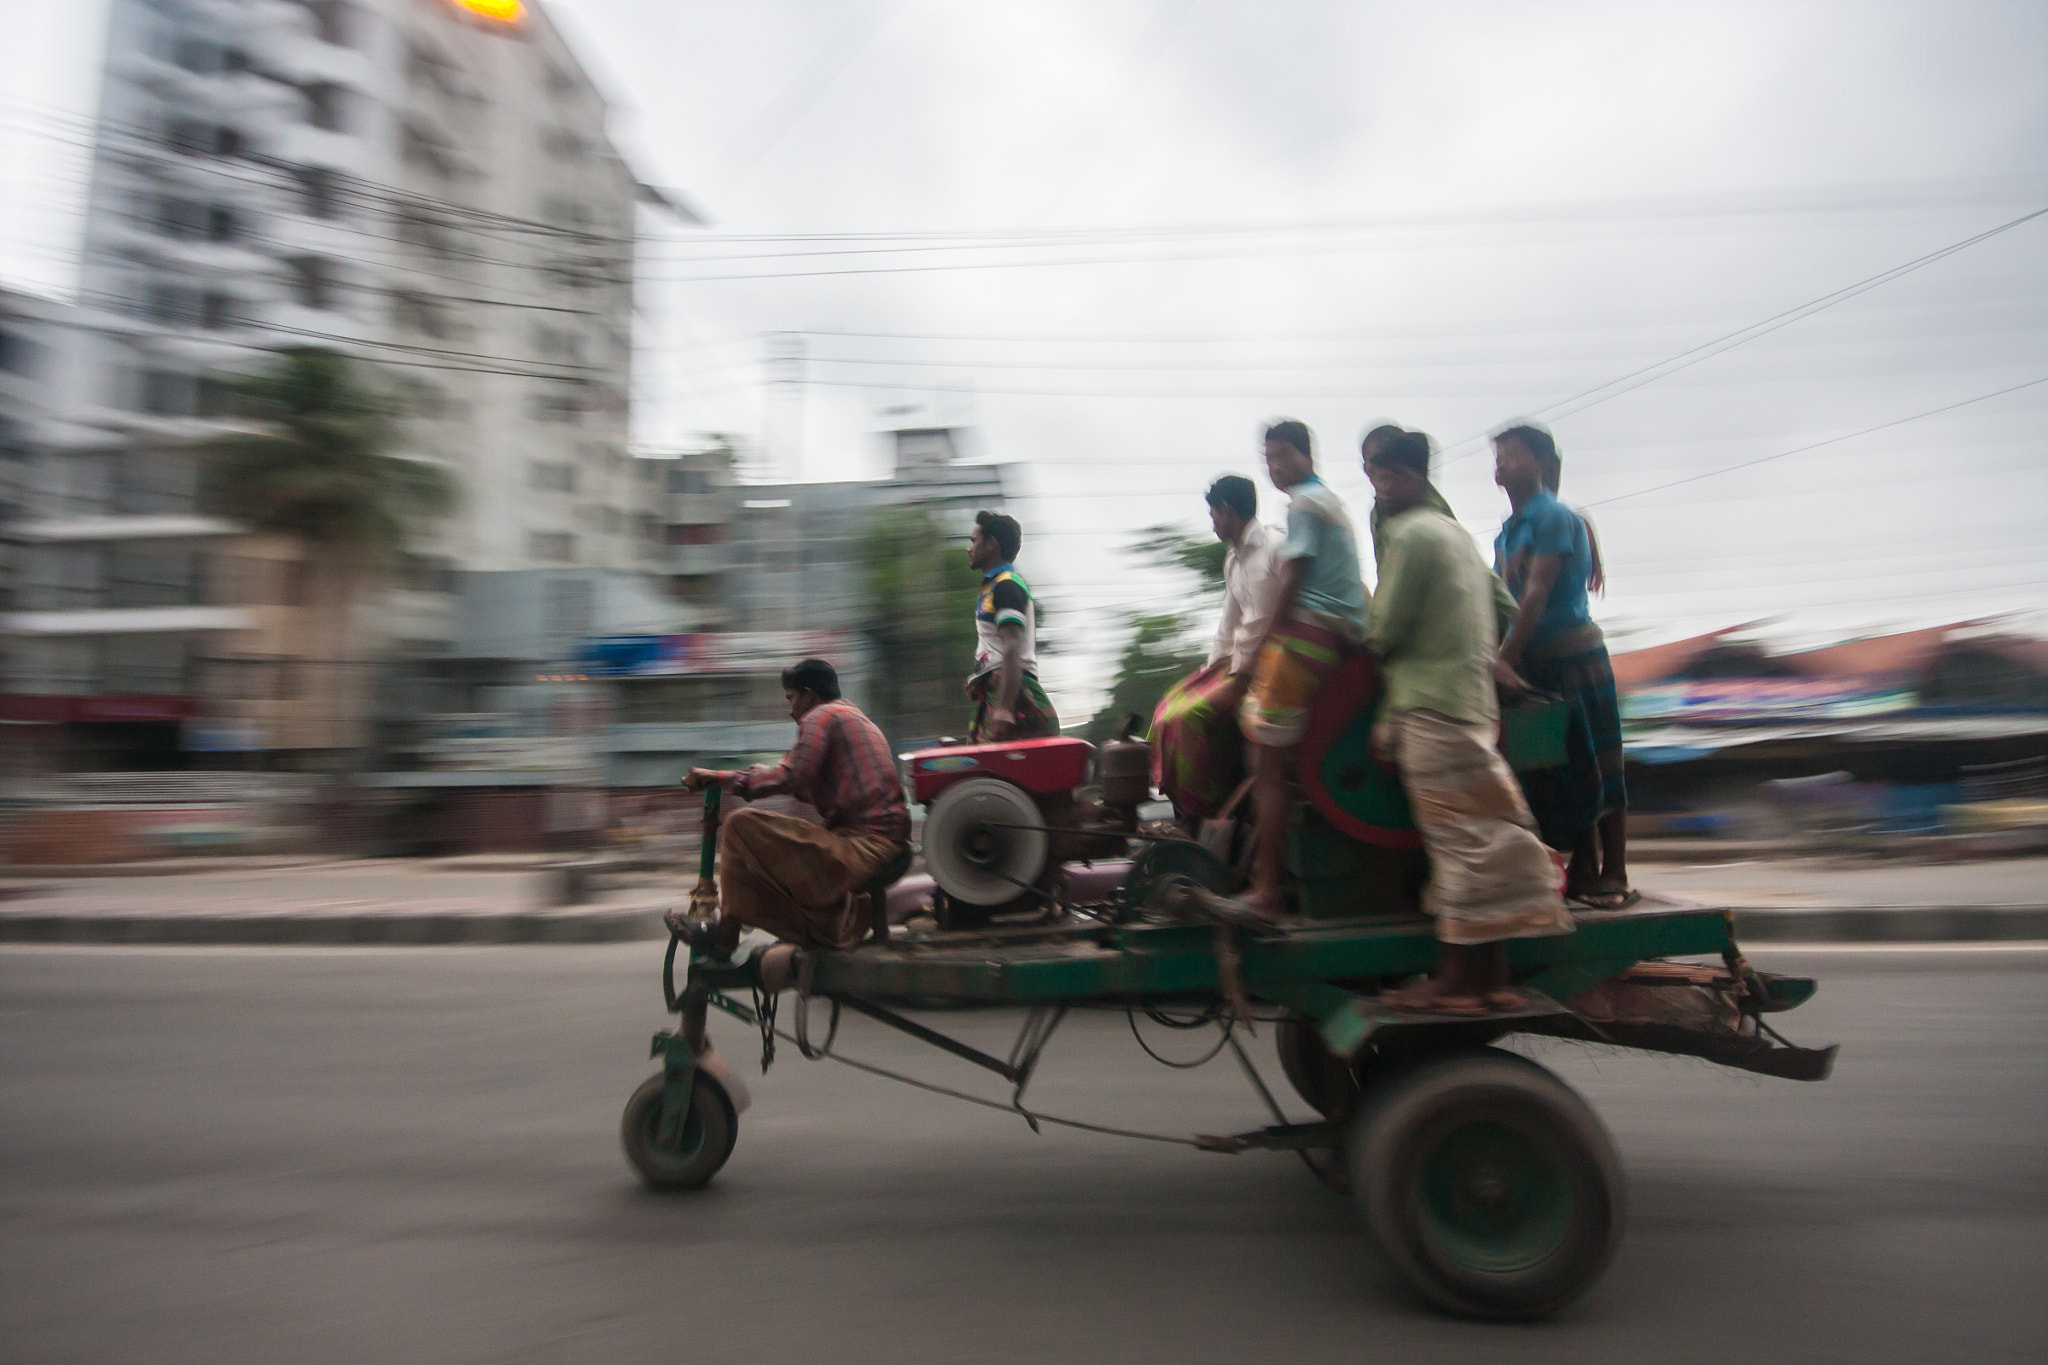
[71,284,608,379]
[1579,375,2048,509]
[84,202,625,317]
[0,101,646,250]
[50,293,612,384]
[773,293,2046,347]
[1431,205,2048,467]
[632,177,2048,252]
[705,331,2048,379]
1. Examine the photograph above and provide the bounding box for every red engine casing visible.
[904,736,1095,804]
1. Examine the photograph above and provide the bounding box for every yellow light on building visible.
[452,0,525,22]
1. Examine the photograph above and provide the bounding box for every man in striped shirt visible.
[966,510,1061,742]
[668,658,909,988]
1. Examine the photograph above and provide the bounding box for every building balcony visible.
[269,122,371,176]
[121,232,272,279]
[0,605,255,637]
[667,494,732,525]
[5,515,241,545]
[255,29,375,90]
[113,52,217,105]
[376,589,457,645]
[666,543,734,575]
[603,721,797,755]
[265,213,382,262]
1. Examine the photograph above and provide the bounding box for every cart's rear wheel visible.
[1277,1013,1360,1119]
[1347,1048,1622,1320]
[621,1071,737,1191]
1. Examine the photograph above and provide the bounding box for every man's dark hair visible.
[1370,429,1433,478]
[1264,418,1314,462]
[1495,422,1560,488]
[1204,474,1257,521]
[781,657,841,701]
[975,509,1021,561]
[1360,422,1405,454]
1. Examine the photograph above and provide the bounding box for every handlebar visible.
[665,784,726,1013]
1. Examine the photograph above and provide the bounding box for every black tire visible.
[621,1070,738,1191]
[1347,1048,1623,1320]
[1277,1013,1360,1120]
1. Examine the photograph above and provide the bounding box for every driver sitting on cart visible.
[665,658,911,993]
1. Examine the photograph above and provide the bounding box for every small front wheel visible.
[1348,1048,1622,1319]
[621,1071,737,1191]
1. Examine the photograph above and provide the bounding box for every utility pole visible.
[764,332,806,482]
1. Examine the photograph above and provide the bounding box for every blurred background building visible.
[5,0,635,709]
[1612,622,2048,845]
[582,425,1013,795]
[2,0,651,859]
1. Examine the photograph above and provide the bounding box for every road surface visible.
[0,943,2041,1364]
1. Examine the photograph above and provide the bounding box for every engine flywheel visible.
[922,777,1049,907]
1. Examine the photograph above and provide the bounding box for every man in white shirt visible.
[1151,475,1283,822]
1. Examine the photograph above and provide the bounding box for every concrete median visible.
[0,895,2043,947]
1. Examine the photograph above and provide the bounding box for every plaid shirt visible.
[734,700,909,841]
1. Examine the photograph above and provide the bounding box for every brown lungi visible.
[718,806,905,950]
[1383,708,1575,946]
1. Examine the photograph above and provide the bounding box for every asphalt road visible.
[1,944,2042,1365]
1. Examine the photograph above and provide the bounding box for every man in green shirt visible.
[1363,430,1573,1011]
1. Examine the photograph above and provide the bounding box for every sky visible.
[5,0,2047,721]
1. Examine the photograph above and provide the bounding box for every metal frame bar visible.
[835,994,1032,1083]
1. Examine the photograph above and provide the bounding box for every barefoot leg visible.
[1564,827,1601,900]
[757,942,799,993]
[1596,808,1631,898]
[1244,741,1292,920]
[1380,943,1496,1013]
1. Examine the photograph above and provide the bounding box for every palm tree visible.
[199,347,458,758]
[202,346,455,553]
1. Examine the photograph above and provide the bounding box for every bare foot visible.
[1242,885,1289,922]
[1378,978,1490,1014]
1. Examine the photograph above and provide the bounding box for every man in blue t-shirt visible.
[1493,423,1634,908]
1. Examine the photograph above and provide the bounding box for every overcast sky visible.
[6,0,2046,719]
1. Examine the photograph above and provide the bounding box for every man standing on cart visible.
[1363,430,1574,1011]
[1492,423,1636,909]
[666,658,910,989]
[965,509,1061,742]
[1240,420,1370,919]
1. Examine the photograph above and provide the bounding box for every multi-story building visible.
[586,426,1016,789]
[4,0,644,771]
[725,426,1008,636]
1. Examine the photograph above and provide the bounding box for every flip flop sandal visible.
[1378,990,1491,1015]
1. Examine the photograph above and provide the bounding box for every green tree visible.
[202,348,456,553]
[1125,523,1227,594]
[198,347,458,755]
[1084,523,1226,745]
[855,505,985,744]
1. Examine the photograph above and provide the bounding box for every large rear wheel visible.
[1276,1013,1360,1120]
[1348,1048,1622,1319]
[621,1071,738,1191]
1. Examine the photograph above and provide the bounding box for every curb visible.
[0,855,597,878]
[0,903,2044,948]
[0,904,669,946]
[1731,904,2048,943]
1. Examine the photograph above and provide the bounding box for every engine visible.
[903,734,1153,919]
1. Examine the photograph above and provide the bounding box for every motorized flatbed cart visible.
[624,739,1836,1320]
